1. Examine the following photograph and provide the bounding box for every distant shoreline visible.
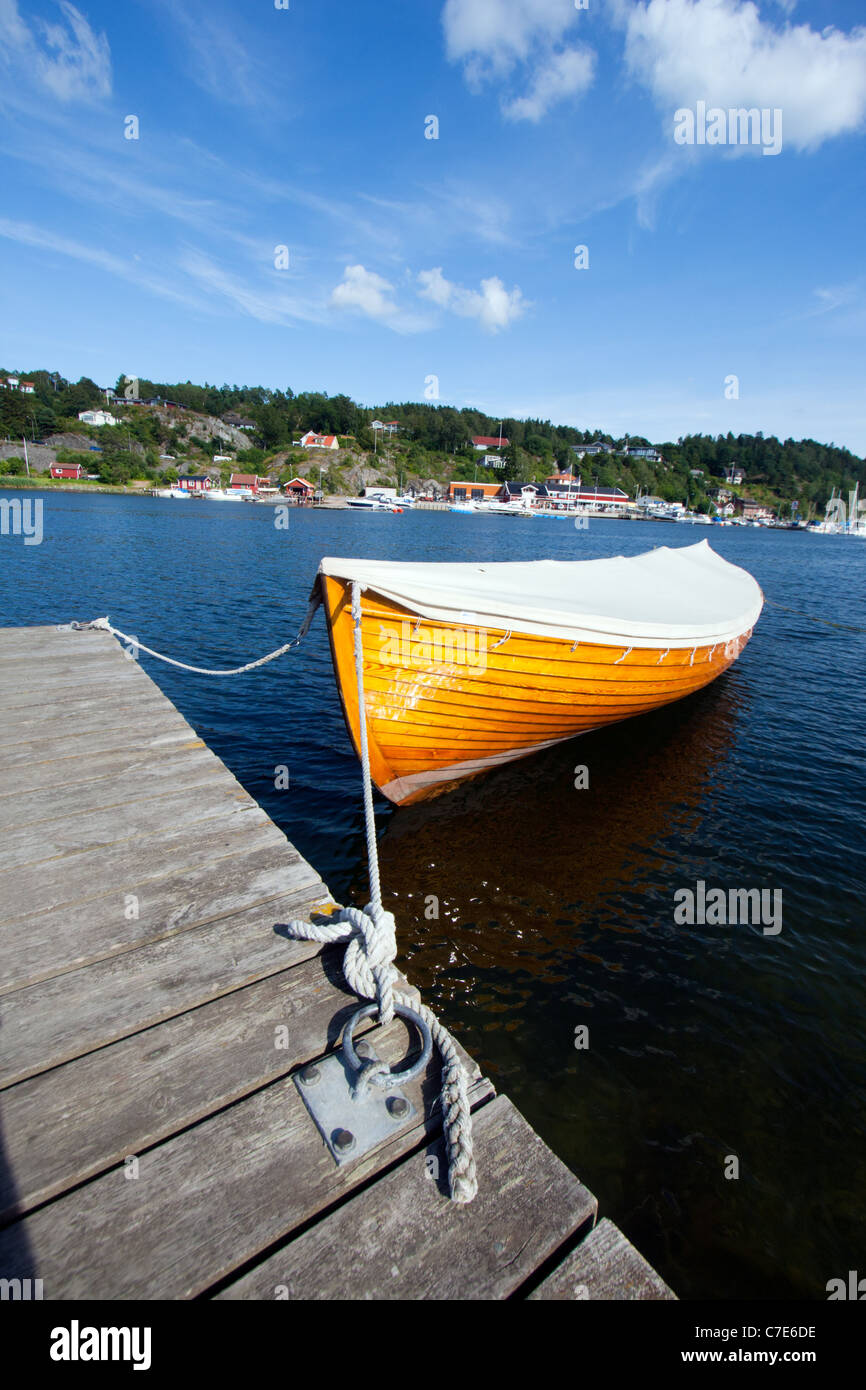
[0,479,356,505]
[0,478,143,495]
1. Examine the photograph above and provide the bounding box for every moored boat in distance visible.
[317,540,764,806]
[347,493,403,511]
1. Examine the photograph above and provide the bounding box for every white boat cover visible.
[318,540,764,649]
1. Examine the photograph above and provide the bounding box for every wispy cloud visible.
[810,284,860,316]
[147,0,268,109]
[0,0,111,105]
[358,185,518,250]
[0,216,200,308]
[632,152,681,229]
[181,250,328,325]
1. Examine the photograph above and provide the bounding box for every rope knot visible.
[339,902,397,1023]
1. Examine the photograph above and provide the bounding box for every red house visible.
[472,435,510,450]
[284,477,315,503]
[176,475,212,491]
[50,464,86,479]
[229,473,267,493]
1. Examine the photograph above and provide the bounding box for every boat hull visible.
[321,575,756,807]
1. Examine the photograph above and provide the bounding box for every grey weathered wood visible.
[1,834,321,993]
[0,954,417,1221]
[0,697,196,762]
[216,1094,596,1301]
[0,773,252,870]
[0,699,188,748]
[527,1218,677,1300]
[0,655,149,692]
[0,625,113,654]
[0,676,161,715]
[0,889,331,1085]
[0,1039,492,1299]
[0,743,223,824]
[0,721,196,770]
[0,799,284,929]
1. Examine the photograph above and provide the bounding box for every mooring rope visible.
[69,598,322,674]
[70,584,478,1203]
[282,582,478,1203]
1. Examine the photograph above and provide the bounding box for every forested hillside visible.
[1,367,862,511]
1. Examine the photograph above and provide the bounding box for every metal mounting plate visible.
[294,1043,417,1165]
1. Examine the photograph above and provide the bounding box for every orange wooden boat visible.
[317,540,763,806]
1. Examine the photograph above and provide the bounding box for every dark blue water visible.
[2,492,864,1299]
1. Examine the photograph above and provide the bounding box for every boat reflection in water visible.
[358,670,809,1298]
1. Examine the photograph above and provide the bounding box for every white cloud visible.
[329,265,429,333]
[443,0,578,73]
[330,264,400,321]
[622,0,866,151]
[442,0,595,119]
[0,0,111,103]
[503,46,595,122]
[418,266,528,332]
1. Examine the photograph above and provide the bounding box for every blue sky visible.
[1,0,865,450]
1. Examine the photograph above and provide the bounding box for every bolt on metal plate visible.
[294,1040,417,1165]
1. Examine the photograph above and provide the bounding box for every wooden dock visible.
[0,624,674,1300]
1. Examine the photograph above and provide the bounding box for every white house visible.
[625,445,663,462]
[78,409,118,427]
[300,430,339,450]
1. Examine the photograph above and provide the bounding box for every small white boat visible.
[169,487,192,500]
[203,488,244,502]
[348,493,402,511]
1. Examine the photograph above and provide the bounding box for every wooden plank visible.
[0,655,146,690]
[0,773,255,871]
[0,629,114,658]
[0,701,190,751]
[527,1218,677,1301]
[0,672,154,712]
[215,1095,595,1301]
[0,692,187,749]
[0,721,196,771]
[0,953,402,1221]
[1,833,317,992]
[0,887,331,1085]
[0,799,284,930]
[0,1037,493,1298]
[0,743,223,822]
